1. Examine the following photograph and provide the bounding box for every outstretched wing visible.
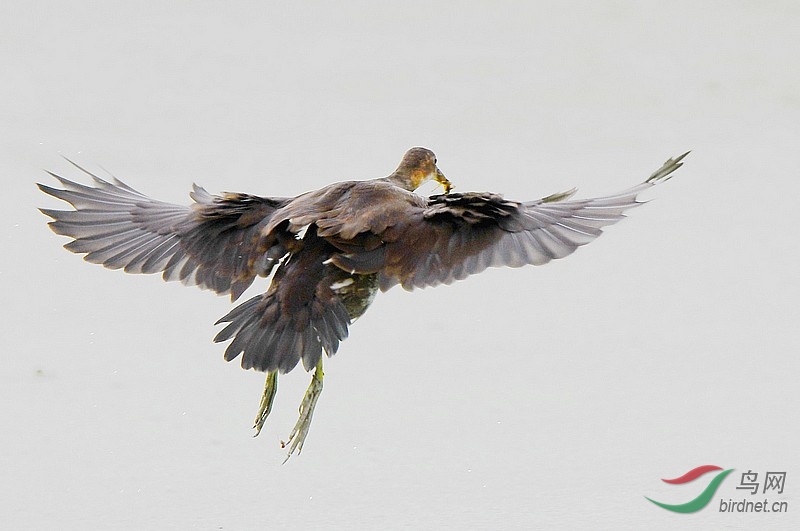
[333,153,688,291]
[38,161,290,301]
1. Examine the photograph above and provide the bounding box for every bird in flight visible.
[39,147,687,460]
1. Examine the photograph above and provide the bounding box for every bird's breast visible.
[330,272,379,322]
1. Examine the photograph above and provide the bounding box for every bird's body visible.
[39,147,687,459]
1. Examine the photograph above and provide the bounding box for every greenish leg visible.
[282,357,324,462]
[253,371,278,437]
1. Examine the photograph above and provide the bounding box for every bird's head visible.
[392,147,452,194]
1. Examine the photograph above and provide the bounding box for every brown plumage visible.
[38,146,687,458]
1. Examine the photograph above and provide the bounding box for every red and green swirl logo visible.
[646,465,734,513]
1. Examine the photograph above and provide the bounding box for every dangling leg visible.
[253,371,278,437]
[282,357,324,462]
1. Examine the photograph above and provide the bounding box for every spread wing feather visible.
[360,152,688,290]
[38,161,289,300]
[38,153,685,375]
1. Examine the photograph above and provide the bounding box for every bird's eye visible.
[433,157,437,164]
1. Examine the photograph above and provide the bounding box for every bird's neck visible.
[383,171,417,192]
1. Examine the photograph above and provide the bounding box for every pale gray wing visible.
[38,161,290,300]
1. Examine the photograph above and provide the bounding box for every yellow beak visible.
[435,168,453,194]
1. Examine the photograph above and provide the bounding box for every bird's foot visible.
[253,371,278,437]
[281,358,324,462]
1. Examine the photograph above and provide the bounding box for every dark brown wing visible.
[332,153,687,291]
[38,161,290,301]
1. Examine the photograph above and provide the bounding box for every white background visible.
[2,1,798,529]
